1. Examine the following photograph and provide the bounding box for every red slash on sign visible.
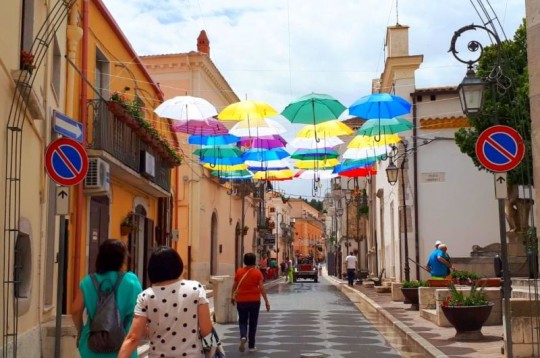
[475,125,525,173]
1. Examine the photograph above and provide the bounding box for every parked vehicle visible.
[293,257,318,283]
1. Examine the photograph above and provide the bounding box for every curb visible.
[326,275,448,358]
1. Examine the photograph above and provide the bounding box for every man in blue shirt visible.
[426,242,452,278]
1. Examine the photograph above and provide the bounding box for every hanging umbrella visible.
[217,100,278,121]
[229,117,287,137]
[289,136,344,149]
[245,158,291,171]
[172,118,229,135]
[294,158,340,169]
[202,163,247,171]
[294,169,338,180]
[193,146,243,158]
[188,134,240,146]
[211,169,253,180]
[154,95,217,120]
[295,120,354,138]
[238,135,287,149]
[282,93,347,125]
[348,93,411,119]
[357,117,413,137]
[253,170,295,181]
[291,148,339,160]
[338,165,378,178]
[242,148,290,162]
[348,134,401,148]
[333,158,378,173]
[199,156,245,166]
[342,145,392,160]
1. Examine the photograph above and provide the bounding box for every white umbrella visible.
[154,95,217,120]
[229,118,287,137]
[289,136,344,149]
[342,145,391,160]
[294,169,338,180]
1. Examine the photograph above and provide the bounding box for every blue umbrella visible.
[348,93,411,119]
[188,134,240,146]
[199,156,245,166]
[242,148,290,162]
[333,158,379,174]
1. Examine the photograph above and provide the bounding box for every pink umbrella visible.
[238,135,287,149]
[172,118,229,135]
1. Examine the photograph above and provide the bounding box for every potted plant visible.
[120,211,136,236]
[400,280,429,310]
[450,270,480,285]
[440,283,493,341]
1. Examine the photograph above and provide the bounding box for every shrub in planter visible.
[401,280,428,310]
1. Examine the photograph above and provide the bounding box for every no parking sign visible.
[475,125,525,173]
[45,138,88,185]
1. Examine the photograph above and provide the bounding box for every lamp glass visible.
[386,162,399,185]
[458,70,485,114]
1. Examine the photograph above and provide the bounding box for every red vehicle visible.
[293,257,318,283]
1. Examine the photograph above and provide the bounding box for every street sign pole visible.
[498,198,513,358]
[54,216,66,358]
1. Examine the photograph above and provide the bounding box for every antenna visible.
[396,0,400,25]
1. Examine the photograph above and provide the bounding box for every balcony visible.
[88,99,176,193]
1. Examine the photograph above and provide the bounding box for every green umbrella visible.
[281,93,347,125]
[211,169,253,180]
[356,117,413,137]
[193,145,243,158]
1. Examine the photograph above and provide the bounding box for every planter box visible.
[401,287,420,310]
[428,279,451,287]
[441,303,494,341]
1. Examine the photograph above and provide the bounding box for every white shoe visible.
[249,347,257,352]
[239,337,247,352]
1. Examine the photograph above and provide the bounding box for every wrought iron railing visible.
[88,100,171,192]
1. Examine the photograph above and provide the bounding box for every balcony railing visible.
[88,99,172,192]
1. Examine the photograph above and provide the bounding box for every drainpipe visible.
[412,95,420,280]
[72,0,89,299]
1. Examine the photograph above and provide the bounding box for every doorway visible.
[210,212,218,275]
[128,204,154,288]
[88,196,110,272]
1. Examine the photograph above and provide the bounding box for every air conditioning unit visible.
[83,157,110,195]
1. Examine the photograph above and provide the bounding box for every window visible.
[430,95,436,101]
[95,48,110,99]
[51,37,62,100]
[15,218,33,315]
[21,0,35,61]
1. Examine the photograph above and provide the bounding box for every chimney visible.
[197,30,210,55]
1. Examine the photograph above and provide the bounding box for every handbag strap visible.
[236,268,254,292]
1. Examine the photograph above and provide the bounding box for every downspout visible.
[412,95,420,280]
[72,0,89,299]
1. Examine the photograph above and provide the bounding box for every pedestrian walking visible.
[230,253,270,353]
[344,252,358,287]
[72,239,142,358]
[117,246,213,358]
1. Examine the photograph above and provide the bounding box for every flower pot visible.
[476,278,501,287]
[400,287,420,310]
[441,303,494,341]
[120,225,132,236]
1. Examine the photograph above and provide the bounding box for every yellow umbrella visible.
[347,134,401,148]
[217,100,279,121]
[253,169,295,181]
[202,163,247,171]
[294,158,340,169]
[295,120,353,138]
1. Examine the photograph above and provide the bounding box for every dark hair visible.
[95,239,127,273]
[244,253,256,266]
[148,246,184,283]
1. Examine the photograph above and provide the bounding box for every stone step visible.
[375,286,391,293]
[420,309,438,325]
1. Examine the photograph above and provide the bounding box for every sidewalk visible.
[327,274,505,358]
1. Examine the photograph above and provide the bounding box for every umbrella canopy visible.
[154,95,217,120]
[253,170,295,181]
[295,120,353,138]
[289,136,344,149]
[229,118,287,137]
[172,118,229,135]
[356,117,414,137]
[294,158,340,169]
[193,146,243,158]
[348,93,411,119]
[245,159,291,171]
[242,148,290,162]
[348,133,401,148]
[338,165,378,178]
[342,145,391,160]
[202,163,247,171]
[291,148,339,160]
[211,169,253,180]
[199,156,245,166]
[188,134,240,146]
[294,169,338,180]
[238,135,287,149]
[217,100,278,121]
[281,93,347,125]
[333,158,378,173]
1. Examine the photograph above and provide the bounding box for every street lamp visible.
[386,141,410,281]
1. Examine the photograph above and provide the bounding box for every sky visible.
[101,0,526,199]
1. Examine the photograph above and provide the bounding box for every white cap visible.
[435,240,442,247]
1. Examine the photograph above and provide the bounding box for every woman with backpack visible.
[118,246,213,357]
[72,239,142,357]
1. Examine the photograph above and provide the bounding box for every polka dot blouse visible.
[134,279,209,357]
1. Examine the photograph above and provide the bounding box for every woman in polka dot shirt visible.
[118,247,213,357]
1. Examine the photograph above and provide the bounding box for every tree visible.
[454,20,532,241]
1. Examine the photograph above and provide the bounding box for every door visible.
[128,205,155,288]
[88,196,110,272]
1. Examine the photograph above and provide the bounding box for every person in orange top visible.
[230,253,270,353]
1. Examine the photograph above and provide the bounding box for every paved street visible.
[214,276,401,357]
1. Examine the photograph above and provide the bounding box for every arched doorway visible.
[210,212,218,275]
[128,204,154,288]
